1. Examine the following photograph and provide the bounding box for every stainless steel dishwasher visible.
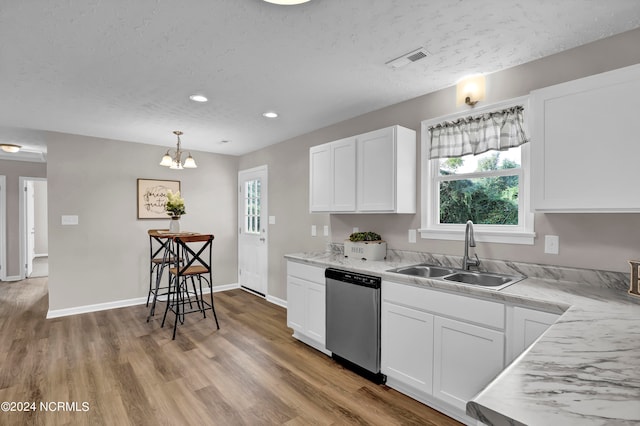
[325,268,385,383]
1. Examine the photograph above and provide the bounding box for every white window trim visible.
[419,96,535,245]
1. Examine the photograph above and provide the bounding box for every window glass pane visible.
[439,147,521,176]
[243,178,261,234]
[439,175,519,225]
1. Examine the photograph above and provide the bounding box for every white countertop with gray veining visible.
[285,250,640,425]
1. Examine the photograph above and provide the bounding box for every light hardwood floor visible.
[0,278,462,425]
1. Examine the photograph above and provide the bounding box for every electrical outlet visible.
[323,225,329,237]
[408,229,417,243]
[311,225,317,237]
[544,235,559,254]
[352,227,359,233]
[268,215,276,225]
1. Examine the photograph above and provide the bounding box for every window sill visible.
[419,228,536,245]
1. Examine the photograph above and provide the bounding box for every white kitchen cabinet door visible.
[331,138,357,212]
[357,127,396,211]
[309,144,332,212]
[286,276,306,333]
[433,316,504,411]
[507,307,559,363]
[357,126,416,213]
[309,137,356,212]
[381,301,434,394]
[530,63,640,212]
[286,261,327,352]
[305,280,326,345]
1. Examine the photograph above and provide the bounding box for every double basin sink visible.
[387,263,525,291]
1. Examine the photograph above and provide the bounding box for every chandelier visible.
[159,131,197,169]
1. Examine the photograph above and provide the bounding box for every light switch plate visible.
[352,227,359,233]
[544,235,559,254]
[323,225,329,237]
[61,215,79,225]
[408,229,417,243]
[268,215,276,225]
[311,225,317,237]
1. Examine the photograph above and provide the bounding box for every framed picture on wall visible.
[137,178,181,219]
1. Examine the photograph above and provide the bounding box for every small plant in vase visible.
[165,189,186,232]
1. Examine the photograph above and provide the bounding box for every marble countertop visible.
[285,250,640,425]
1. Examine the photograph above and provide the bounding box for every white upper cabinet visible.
[309,137,356,212]
[357,126,416,213]
[530,64,640,212]
[310,125,416,213]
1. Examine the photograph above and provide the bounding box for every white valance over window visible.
[428,105,529,159]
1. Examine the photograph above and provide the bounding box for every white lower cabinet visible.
[432,316,504,411]
[286,261,328,354]
[381,280,505,424]
[381,302,434,394]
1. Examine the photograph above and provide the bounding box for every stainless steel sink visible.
[443,272,515,287]
[387,263,525,291]
[392,265,455,278]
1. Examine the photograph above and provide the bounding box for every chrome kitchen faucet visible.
[463,220,480,270]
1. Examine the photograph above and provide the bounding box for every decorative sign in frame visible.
[137,178,181,219]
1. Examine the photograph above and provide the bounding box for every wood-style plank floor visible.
[0,278,462,425]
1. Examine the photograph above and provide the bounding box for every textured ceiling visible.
[1,0,640,156]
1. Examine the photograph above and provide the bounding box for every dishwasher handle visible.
[325,268,381,289]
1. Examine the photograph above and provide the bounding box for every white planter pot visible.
[344,240,387,261]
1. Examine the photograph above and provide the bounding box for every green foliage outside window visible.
[439,152,519,225]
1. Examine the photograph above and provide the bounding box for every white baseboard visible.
[46,282,240,319]
[2,275,22,282]
[267,294,287,308]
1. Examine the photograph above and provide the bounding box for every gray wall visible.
[239,27,640,302]
[0,159,47,277]
[46,132,238,311]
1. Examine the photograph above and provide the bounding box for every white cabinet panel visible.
[531,64,640,212]
[305,281,326,344]
[286,261,327,352]
[309,138,356,212]
[381,302,434,394]
[507,306,559,363]
[433,316,504,411]
[331,138,357,211]
[309,144,332,212]
[286,276,306,332]
[357,127,396,211]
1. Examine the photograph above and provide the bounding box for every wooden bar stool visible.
[161,234,220,339]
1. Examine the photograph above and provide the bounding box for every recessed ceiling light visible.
[262,111,279,118]
[189,94,208,103]
[263,0,310,5]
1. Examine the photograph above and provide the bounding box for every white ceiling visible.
[1,0,639,157]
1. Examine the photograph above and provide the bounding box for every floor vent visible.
[385,47,430,69]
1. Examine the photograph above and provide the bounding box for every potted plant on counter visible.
[344,231,386,260]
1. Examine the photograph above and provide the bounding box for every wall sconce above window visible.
[1,143,21,153]
[456,74,486,107]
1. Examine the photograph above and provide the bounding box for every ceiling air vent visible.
[385,47,430,69]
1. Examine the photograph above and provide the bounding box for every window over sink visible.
[420,96,535,245]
